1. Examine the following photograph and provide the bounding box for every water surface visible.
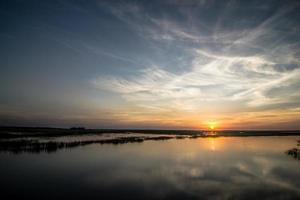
[1,136,300,200]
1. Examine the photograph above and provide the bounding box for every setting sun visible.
[207,122,217,130]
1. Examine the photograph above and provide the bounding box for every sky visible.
[1,0,300,130]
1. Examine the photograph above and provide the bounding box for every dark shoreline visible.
[1,126,300,139]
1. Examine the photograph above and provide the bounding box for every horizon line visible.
[1,126,300,132]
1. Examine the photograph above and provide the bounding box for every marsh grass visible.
[0,136,179,154]
[286,140,300,160]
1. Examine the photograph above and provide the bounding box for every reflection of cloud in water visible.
[84,137,300,200]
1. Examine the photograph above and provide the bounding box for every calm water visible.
[1,136,300,200]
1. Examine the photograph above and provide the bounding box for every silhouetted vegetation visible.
[175,135,188,139]
[70,127,86,130]
[286,140,300,160]
[0,136,177,154]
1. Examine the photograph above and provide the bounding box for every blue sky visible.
[1,0,300,129]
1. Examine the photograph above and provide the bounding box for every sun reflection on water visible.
[210,138,215,151]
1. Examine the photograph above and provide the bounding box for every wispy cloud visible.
[91,1,300,128]
[93,57,299,107]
